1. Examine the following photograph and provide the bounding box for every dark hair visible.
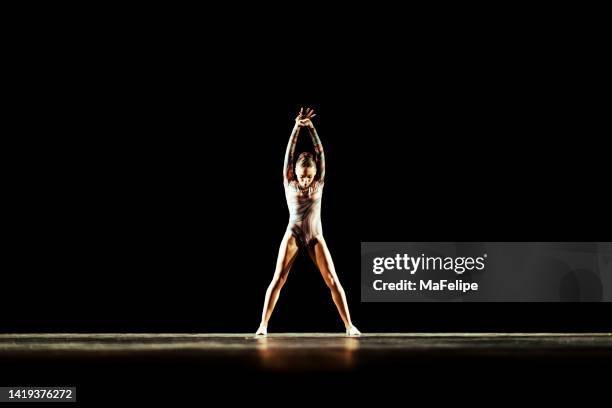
[296,152,316,169]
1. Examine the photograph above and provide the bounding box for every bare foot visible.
[346,325,361,336]
[255,324,268,336]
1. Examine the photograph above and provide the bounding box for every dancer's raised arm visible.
[307,125,325,181]
[283,121,300,185]
[296,108,325,181]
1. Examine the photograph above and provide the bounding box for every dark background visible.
[3,22,610,333]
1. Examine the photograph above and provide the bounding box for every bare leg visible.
[307,235,360,335]
[256,229,299,335]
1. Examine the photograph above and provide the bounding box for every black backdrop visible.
[3,34,610,333]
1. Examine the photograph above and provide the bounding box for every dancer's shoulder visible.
[284,180,299,191]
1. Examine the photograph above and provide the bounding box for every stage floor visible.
[2,333,611,403]
[2,332,612,370]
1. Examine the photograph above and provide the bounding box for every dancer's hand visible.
[295,107,316,128]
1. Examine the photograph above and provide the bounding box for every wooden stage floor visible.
[1,333,611,403]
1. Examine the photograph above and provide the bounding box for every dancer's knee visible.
[324,273,337,289]
[272,271,289,289]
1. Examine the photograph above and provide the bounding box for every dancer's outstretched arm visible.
[307,125,325,181]
[283,122,300,185]
[297,108,325,181]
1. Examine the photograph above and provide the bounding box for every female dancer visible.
[256,108,361,336]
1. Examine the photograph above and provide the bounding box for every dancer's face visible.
[296,165,317,188]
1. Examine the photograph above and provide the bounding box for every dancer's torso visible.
[285,180,324,246]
